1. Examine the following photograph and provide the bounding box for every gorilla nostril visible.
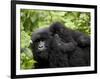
[39,46,43,48]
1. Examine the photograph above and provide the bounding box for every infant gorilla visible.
[31,22,90,68]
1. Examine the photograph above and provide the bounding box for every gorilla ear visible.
[55,34,59,37]
[54,34,60,39]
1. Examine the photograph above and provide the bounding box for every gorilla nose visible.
[39,46,43,48]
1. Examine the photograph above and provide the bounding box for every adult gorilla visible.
[31,22,90,68]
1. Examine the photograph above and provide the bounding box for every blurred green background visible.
[20,9,91,69]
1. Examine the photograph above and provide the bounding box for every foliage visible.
[20,9,91,69]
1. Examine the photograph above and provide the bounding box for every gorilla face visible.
[38,41,47,51]
[31,28,51,60]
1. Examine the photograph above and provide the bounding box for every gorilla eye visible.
[34,39,41,42]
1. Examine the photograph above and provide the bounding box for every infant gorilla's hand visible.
[52,34,76,52]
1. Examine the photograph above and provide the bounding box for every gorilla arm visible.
[51,34,76,52]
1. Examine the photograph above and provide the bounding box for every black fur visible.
[31,22,90,68]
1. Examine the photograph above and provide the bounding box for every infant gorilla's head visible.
[50,22,65,35]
